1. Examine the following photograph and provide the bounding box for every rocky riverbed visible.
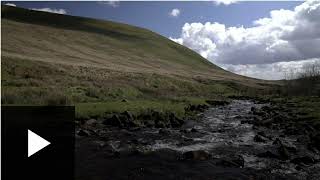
[75,99,320,180]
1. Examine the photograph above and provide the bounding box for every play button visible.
[28,129,51,157]
[2,106,75,180]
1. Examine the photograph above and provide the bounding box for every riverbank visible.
[75,98,320,179]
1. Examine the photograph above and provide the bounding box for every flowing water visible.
[76,100,320,179]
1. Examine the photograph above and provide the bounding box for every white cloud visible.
[5,3,16,7]
[171,0,320,80]
[214,0,239,6]
[32,8,67,14]
[223,58,320,80]
[169,8,181,17]
[98,1,120,8]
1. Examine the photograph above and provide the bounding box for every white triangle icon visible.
[28,129,51,157]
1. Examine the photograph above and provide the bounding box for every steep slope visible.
[2,5,266,82]
[1,5,278,107]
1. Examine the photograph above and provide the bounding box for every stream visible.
[76,100,320,180]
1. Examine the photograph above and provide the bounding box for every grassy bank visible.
[75,98,209,120]
[1,57,225,120]
[271,96,320,129]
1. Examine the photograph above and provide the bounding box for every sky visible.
[3,1,320,80]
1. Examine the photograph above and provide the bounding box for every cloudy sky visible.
[3,1,320,80]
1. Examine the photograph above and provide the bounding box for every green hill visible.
[1,5,278,118]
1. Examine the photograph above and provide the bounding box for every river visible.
[76,100,320,180]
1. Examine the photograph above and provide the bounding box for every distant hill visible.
[1,5,278,106]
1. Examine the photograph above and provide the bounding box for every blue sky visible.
[3,1,319,80]
[3,1,300,38]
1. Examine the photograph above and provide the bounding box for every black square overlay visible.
[2,106,75,180]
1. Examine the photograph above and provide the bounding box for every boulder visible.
[310,133,320,150]
[151,149,181,160]
[169,113,184,128]
[261,106,272,113]
[257,131,267,137]
[278,144,290,160]
[205,100,229,106]
[158,128,170,135]
[214,155,244,168]
[259,119,275,127]
[257,151,279,159]
[85,119,97,126]
[103,115,123,127]
[241,120,253,124]
[77,129,91,137]
[122,111,134,121]
[182,150,211,161]
[144,120,155,128]
[186,104,209,112]
[190,128,198,133]
[155,120,166,128]
[291,156,315,165]
[254,135,268,143]
[273,138,297,152]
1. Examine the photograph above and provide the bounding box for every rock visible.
[251,107,265,116]
[253,116,262,121]
[190,128,198,133]
[128,127,141,132]
[77,129,90,137]
[273,115,287,123]
[185,104,209,112]
[254,135,268,143]
[102,111,140,128]
[85,119,97,125]
[93,140,107,148]
[144,120,155,128]
[158,128,170,135]
[257,151,279,159]
[310,133,320,150]
[180,129,189,133]
[151,149,181,160]
[128,120,139,127]
[278,144,290,160]
[261,106,272,113]
[215,155,244,168]
[183,137,193,142]
[258,119,274,127]
[182,150,211,161]
[272,138,293,160]
[273,138,282,146]
[169,113,184,128]
[273,138,297,152]
[257,131,267,137]
[122,111,134,121]
[291,156,315,165]
[155,121,166,128]
[181,120,197,129]
[103,115,122,127]
[241,120,253,124]
[205,100,229,106]
[284,126,300,135]
[251,107,257,112]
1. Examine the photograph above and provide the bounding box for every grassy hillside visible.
[1,5,279,119]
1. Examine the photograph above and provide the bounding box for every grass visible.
[1,57,238,103]
[1,5,276,88]
[76,100,187,120]
[1,57,224,119]
[271,96,320,130]
[1,5,280,121]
